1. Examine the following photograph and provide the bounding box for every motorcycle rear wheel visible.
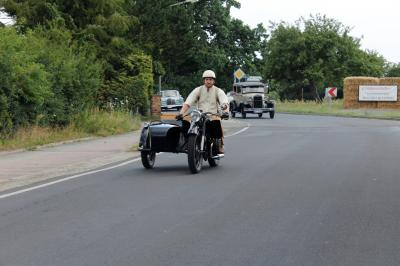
[187,135,202,173]
[141,151,156,169]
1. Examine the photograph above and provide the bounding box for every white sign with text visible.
[359,85,398,101]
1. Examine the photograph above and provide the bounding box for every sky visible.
[230,0,400,63]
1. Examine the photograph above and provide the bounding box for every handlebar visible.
[176,109,229,121]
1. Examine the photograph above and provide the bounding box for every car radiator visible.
[167,98,176,105]
[253,95,263,108]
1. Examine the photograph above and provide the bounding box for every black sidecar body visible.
[138,120,185,153]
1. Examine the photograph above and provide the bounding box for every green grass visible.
[276,99,400,120]
[72,109,141,137]
[0,109,142,151]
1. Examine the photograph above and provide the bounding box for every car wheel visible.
[230,103,236,118]
[269,111,275,119]
[241,107,246,119]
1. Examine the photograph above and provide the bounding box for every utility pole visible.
[158,75,162,94]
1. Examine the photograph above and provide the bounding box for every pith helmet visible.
[202,70,216,79]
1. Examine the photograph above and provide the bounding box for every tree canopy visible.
[262,15,385,100]
[0,1,393,134]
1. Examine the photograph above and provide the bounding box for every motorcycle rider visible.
[176,70,229,155]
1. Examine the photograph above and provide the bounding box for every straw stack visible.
[343,77,400,109]
[377,78,400,109]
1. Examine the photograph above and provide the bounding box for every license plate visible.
[254,109,262,113]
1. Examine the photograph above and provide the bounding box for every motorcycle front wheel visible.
[187,135,202,173]
[141,151,156,169]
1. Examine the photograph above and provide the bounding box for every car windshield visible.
[241,86,265,93]
[162,90,179,97]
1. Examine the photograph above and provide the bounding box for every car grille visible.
[167,98,176,105]
[253,95,263,108]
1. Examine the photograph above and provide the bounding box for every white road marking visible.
[0,159,140,199]
[0,124,251,199]
[226,123,250,137]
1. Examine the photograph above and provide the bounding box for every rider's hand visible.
[175,113,184,120]
[221,112,229,120]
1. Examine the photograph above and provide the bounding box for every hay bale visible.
[380,77,400,85]
[344,77,379,85]
[378,102,400,108]
[343,76,400,109]
[359,102,378,109]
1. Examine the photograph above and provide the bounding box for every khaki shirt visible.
[184,85,228,114]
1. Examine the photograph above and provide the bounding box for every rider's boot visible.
[218,138,224,155]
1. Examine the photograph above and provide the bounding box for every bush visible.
[103,52,154,115]
[33,25,103,126]
[0,27,51,133]
[0,26,103,134]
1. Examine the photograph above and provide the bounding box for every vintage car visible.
[161,90,184,111]
[229,77,275,119]
[226,91,235,103]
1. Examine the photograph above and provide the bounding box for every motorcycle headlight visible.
[190,110,201,122]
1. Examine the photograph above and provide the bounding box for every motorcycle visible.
[138,108,228,173]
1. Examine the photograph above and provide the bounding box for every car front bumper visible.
[243,107,274,113]
[161,105,183,110]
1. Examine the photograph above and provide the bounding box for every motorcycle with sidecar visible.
[138,108,228,173]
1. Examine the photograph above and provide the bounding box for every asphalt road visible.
[1,114,400,266]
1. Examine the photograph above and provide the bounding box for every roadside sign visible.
[234,68,245,80]
[325,87,337,98]
[359,85,397,101]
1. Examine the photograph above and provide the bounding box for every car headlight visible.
[190,110,201,122]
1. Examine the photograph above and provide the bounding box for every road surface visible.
[1,114,400,266]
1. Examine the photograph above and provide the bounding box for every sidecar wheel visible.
[141,151,156,169]
[187,135,202,174]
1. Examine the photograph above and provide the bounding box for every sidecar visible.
[138,120,186,168]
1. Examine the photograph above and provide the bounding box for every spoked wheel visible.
[208,139,220,167]
[187,135,203,174]
[141,151,156,169]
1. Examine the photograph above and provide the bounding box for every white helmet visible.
[202,70,216,79]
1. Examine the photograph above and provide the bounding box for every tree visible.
[263,14,385,100]
[384,62,400,77]
[129,0,267,95]
[2,0,153,113]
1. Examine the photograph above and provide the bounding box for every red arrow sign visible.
[327,87,337,97]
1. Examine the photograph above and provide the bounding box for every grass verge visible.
[0,109,142,151]
[276,99,400,120]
